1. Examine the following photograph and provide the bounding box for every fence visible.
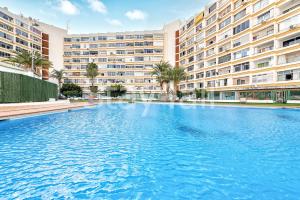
[0,71,57,103]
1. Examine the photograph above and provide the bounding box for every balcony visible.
[253,25,274,41]
[233,76,250,85]
[254,42,274,54]
[278,51,300,65]
[278,14,300,32]
[279,0,300,15]
[253,57,274,69]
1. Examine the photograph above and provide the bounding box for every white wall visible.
[38,22,68,84]
[163,20,182,67]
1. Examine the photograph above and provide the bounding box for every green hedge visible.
[0,71,57,103]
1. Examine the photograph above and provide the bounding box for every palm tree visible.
[86,62,99,94]
[168,67,187,100]
[5,50,52,75]
[151,61,171,98]
[51,69,64,94]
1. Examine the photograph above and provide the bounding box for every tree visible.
[86,62,99,94]
[167,67,187,100]
[104,84,127,97]
[151,61,171,98]
[195,88,208,99]
[60,83,82,98]
[5,50,52,76]
[51,69,64,94]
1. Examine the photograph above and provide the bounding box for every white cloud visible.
[58,0,79,15]
[106,19,122,26]
[125,10,147,20]
[87,0,107,14]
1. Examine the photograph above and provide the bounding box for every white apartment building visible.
[177,0,300,102]
[63,21,180,98]
[0,7,67,82]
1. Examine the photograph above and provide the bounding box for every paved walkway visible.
[0,102,94,120]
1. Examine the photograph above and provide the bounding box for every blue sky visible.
[0,0,208,34]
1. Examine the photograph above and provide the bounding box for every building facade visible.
[1,0,300,102]
[177,0,300,102]
[0,7,67,82]
[63,22,180,98]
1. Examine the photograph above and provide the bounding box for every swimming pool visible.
[0,103,299,199]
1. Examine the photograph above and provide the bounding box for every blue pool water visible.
[0,103,300,199]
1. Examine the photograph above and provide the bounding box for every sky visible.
[0,0,208,34]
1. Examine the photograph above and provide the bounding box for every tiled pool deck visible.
[0,102,94,120]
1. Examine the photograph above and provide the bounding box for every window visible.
[187,65,194,71]
[233,48,250,59]
[0,31,13,41]
[234,0,248,9]
[206,69,216,77]
[219,29,231,41]
[187,83,194,88]
[206,15,216,26]
[252,73,273,83]
[218,54,231,64]
[233,20,249,35]
[98,58,107,62]
[219,42,231,53]
[283,36,300,47]
[30,26,41,35]
[31,43,41,50]
[16,37,28,46]
[218,66,231,75]
[233,77,250,85]
[219,17,231,30]
[196,23,203,32]
[207,81,215,87]
[0,11,13,22]
[187,47,194,55]
[196,72,204,79]
[0,22,13,32]
[255,57,273,68]
[16,28,28,38]
[0,41,13,50]
[278,14,300,32]
[233,34,250,47]
[206,48,215,56]
[209,3,217,13]
[257,10,272,24]
[206,26,216,36]
[116,35,124,40]
[253,0,269,13]
[187,19,194,29]
[144,49,154,54]
[219,5,231,18]
[253,25,274,40]
[135,57,144,62]
[206,36,216,46]
[0,51,11,57]
[234,9,246,21]
[277,70,294,81]
[98,36,107,40]
[234,62,250,72]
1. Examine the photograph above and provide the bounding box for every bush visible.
[177,91,184,99]
[61,83,82,98]
[104,84,126,97]
[195,89,208,99]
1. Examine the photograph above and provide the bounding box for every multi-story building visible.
[0,7,67,81]
[63,21,180,98]
[178,0,300,102]
[1,0,300,102]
